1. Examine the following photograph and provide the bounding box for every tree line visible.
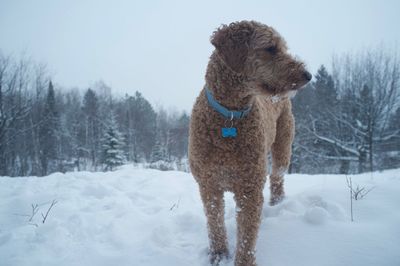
[0,52,189,176]
[0,47,399,176]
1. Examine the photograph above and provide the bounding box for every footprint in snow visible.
[263,194,346,225]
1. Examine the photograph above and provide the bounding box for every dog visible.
[188,20,311,266]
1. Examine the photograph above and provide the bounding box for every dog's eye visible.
[265,46,277,54]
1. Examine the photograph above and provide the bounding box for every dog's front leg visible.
[198,183,229,264]
[234,187,264,266]
[270,102,294,205]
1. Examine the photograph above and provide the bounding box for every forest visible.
[0,47,399,177]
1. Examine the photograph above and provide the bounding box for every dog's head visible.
[211,21,311,96]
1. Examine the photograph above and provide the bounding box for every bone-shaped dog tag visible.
[221,127,237,138]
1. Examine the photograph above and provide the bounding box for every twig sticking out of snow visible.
[346,176,375,201]
[346,176,374,222]
[346,176,354,222]
[169,197,181,211]
[352,185,375,200]
[41,200,57,224]
[29,204,39,222]
[13,200,57,226]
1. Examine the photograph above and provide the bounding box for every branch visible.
[307,120,360,157]
[329,112,368,137]
[353,185,375,200]
[346,177,375,201]
[41,200,57,224]
[169,196,181,211]
[373,129,400,142]
[29,204,39,222]
[296,143,358,161]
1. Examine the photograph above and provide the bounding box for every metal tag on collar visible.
[221,112,237,138]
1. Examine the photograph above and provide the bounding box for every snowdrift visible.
[0,166,399,266]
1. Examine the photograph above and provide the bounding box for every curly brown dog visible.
[188,21,311,266]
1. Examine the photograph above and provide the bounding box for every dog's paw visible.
[209,249,230,266]
[269,194,285,206]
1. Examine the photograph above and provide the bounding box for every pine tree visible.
[133,92,157,160]
[168,112,190,160]
[150,137,167,163]
[314,65,337,108]
[39,81,59,175]
[120,95,139,162]
[101,114,125,171]
[312,65,338,137]
[82,88,100,169]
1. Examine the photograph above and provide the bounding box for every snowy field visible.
[0,166,399,266]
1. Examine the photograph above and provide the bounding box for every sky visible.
[1,0,400,111]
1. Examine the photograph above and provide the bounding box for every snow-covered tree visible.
[101,114,125,171]
[168,112,190,161]
[39,81,60,175]
[82,88,100,169]
[150,137,167,163]
[131,91,157,161]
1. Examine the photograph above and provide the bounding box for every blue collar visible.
[205,87,252,119]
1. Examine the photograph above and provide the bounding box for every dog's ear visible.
[210,22,254,73]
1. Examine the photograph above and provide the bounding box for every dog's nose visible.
[303,71,312,81]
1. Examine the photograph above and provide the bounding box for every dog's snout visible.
[303,71,312,81]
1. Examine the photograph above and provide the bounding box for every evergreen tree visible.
[63,90,84,170]
[168,112,190,160]
[313,65,337,108]
[101,114,125,171]
[82,88,100,168]
[312,65,338,136]
[119,95,138,162]
[39,81,59,175]
[130,91,157,161]
[150,136,167,163]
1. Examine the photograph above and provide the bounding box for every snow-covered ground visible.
[0,166,399,266]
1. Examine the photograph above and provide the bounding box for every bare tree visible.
[292,47,400,174]
[332,48,400,172]
[0,53,32,175]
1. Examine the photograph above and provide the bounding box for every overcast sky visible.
[1,0,400,111]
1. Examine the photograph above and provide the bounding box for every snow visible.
[0,166,399,266]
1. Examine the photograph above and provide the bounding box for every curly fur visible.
[189,21,311,266]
